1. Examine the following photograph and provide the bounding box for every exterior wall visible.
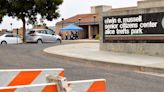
[1,29,7,33]
[91,5,112,14]
[138,0,164,8]
[55,24,74,39]
[13,28,23,37]
[55,24,63,35]
[33,25,47,29]
[55,24,96,39]
[101,43,164,56]
[100,0,164,57]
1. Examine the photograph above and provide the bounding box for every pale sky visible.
[0,0,138,30]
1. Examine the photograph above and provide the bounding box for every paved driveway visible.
[0,43,164,92]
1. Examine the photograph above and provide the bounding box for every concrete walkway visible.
[44,43,164,73]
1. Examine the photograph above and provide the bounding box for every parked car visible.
[26,29,62,44]
[0,33,22,45]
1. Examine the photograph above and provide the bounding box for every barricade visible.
[0,79,106,92]
[69,79,106,92]
[0,69,64,87]
[0,69,106,92]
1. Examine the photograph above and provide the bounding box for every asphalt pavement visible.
[0,42,164,92]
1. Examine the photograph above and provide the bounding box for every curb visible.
[62,40,99,43]
[43,50,164,74]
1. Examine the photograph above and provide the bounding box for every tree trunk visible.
[21,17,26,43]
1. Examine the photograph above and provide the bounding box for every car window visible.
[13,34,18,37]
[39,30,47,34]
[28,31,35,34]
[5,34,14,37]
[46,30,54,35]
[37,31,42,33]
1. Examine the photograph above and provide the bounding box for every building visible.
[100,0,164,56]
[13,28,23,37]
[0,29,8,33]
[55,5,111,39]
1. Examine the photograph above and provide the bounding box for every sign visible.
[103,12,164,42]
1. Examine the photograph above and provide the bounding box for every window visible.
[28,31,35,34]
[5,34,14,37]
[40,30,47,34]
[46,30,54,35]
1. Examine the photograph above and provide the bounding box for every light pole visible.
[61,18,64,40]
[10,23,12,32]
[27,23,29,29]
[16,28,19,44]
[62,18,64,28]
[76,18,81,39]
[93,15,96,25]
[78,18,81,25]
[93,15,96,38]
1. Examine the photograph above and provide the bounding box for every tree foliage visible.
[0,0,8,22]
[0,0,63,42]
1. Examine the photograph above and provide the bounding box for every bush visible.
[95,34,99,40]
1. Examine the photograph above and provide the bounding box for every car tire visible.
[56,39,61,44]
[1,41,7,45]
[37,39,43,44]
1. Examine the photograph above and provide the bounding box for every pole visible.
[78,18,81,39]
[61,18,64,40]
[62,18,64,28]
[17,28,18,45]
[93,15,96,39]
[10,23,12,32]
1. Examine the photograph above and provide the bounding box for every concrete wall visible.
[100,43,164,56]
[13,28,23,37]
[138,0,164,8]
[1,29,7,33]
[91,5,112,14]
[100,0,164,57]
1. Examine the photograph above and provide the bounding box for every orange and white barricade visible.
[0,68,64,87]
[0,83,58,92]
[47,75,106,92]
[0,79,106,92]
[69,79,106,92]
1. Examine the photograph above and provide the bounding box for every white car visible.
[26,29,62,44]
[0,33,22,45]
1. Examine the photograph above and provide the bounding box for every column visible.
[88,25,92,39]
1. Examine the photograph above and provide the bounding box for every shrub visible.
[95,34,99,40]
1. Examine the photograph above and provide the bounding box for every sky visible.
[0,0,138,30]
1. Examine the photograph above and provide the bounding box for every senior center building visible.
[55,0,164,56]
[55,5,111,39]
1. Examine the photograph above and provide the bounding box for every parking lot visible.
[0,42,164,92]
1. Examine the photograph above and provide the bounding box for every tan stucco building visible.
[55,5,111,40]
[100,0,164,56]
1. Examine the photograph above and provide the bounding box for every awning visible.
[60,24,83,31]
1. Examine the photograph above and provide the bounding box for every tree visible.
[0,0,63,42]
[0,0,8,22]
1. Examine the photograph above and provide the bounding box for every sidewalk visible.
[63,39,99,43]
[44,43,164,73]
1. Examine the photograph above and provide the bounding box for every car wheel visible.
[37,39,43,44]
[1,41,7,45]
[56,39,61,44]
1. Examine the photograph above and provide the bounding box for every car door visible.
[38,30,47,42]
[5,34,17,44]
[45,29,56,42]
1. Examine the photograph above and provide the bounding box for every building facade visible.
[100,0,164,56]
[55,5,111,40]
